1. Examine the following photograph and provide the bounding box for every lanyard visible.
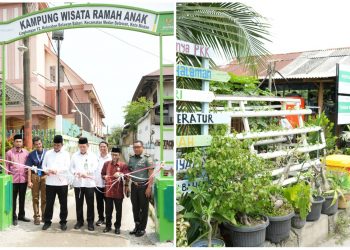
[35,149,46,167]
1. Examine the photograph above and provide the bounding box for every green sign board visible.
[176,65,230,82]
[338,95,350,124]
[338,64,350,95]
[176,135,212,148]
[0,4,173,44]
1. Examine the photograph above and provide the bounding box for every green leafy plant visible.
[176,191,190,247]
[284,181,312,220]
[263,185,294,217]
[123,97,153,132]
[323,173,346,206]
[185,135,272,229]
[182,184,227,247]
[306,112,337,152]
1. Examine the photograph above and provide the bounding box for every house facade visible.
[122,67,174,165]
[0,3,105,138]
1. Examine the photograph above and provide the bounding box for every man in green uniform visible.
[128,140,154,237]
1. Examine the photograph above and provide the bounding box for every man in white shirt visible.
[70,137,98,231]
[95,141,112,226]
[41,135,71,231]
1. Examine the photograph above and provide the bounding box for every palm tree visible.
[177,2,271,71]
[176,2,271,136]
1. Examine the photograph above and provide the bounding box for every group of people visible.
[5,134,154,237]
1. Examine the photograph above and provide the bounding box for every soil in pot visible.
[266,211,295,244]
[306,196,325,221]
[220,216,269,247]
[321,195,339,215]
[191,238,225,247]
[291,213,306,229]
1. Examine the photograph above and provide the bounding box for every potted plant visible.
[185,135,271,247]
[263,185,295,244]
[300,168,326,221]
[182,184,226,247]
[336,173,350,209]
[321,173,344,215]
[283,181,312,229]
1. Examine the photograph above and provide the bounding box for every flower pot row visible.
[219,212,295,247]
[215,194,348,247]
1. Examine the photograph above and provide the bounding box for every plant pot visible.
[220,216,269,247]
[191,238,225,247]
[338,193,350,209]
[321,195,339,215]
[266,211,294,243]
[306,196,325,221]
[291,213,306,229]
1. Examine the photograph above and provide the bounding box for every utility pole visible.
[22,3,32,149]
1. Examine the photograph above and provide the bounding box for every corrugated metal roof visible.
[222,47,350,79]
[274,47,350,79]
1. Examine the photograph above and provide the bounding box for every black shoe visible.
[74,222,84,229]
[103,227,111,233]
[18,217,30,222]
[129,227,138,235]
[96,220,104,226]
[13,219,18,226]
[88,224,94,231]
[61,224,67,231]
[42,223,51,230]
[135,230,146,237]
[115,228,120,234]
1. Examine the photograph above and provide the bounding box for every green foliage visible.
[178,192,206,245]
[210,73,268,96]
[323,173,346,205]
[123,97,153,132]
[263,185,294,217]
[108,126,123,146]
[284,181,312,220]
[184,136,272,227]
[177,2,271,74]
[306,112,337,152]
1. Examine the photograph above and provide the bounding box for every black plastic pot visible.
[266,211,294,243]
[220,216,269,247]
[321,195,339,215]
[291,213,306,229]
[191,238,225,247]
[306,196,325,221]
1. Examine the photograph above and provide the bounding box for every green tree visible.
[176,2,271,136]
[123,97,153,132]
[108,126,123,146]
[177,2,271,72]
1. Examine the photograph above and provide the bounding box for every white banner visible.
[0,6,157,43]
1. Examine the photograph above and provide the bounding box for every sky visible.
[14,0,350,132]
[213,0,350,65]
[46,0,175,132]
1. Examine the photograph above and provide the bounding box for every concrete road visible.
[0,188,173,247]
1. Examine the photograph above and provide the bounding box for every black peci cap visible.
[13,134,23,140]
[53,135,63,144]
[78,137,88,144]
[111,147,121,153]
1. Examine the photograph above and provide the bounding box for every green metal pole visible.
[1,44,6,175]
[159,35,164,176]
